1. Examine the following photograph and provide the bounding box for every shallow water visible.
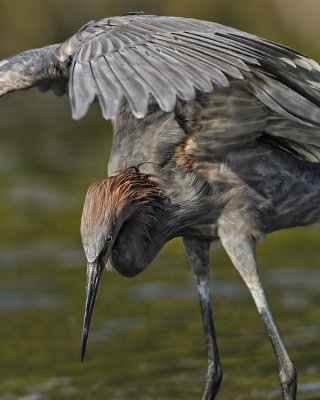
[0,93,319,400]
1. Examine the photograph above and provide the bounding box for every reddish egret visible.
[1,13,320,400]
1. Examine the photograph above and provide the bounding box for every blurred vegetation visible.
[1,0,320,58]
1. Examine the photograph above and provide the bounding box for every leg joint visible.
[279,363,297,399]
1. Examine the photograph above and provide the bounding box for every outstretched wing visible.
[1,13,320,128]
[55,14,320,125]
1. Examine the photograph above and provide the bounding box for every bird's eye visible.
[106,234,113,243]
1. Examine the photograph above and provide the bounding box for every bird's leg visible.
[219,229,296,400]
[183,237,222,400]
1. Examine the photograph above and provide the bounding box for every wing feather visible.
[106,52,149,118]
[1,12,320,158]
[145,41,229,87]
[149,36,243,80]
[57,14,320,127]
[88,57,123,119]
[126,48,177,112]
[138,44,213,92]
[135,45,196,101]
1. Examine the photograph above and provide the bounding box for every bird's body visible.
[1,13,320,400]
[110,85,320,244]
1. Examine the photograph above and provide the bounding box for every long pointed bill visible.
[81,261,104,361]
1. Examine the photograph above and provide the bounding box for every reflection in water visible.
[0,95,319,399]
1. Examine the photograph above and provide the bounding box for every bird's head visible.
[80,166,166,360]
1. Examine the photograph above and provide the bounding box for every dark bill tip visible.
[81,261,104,361]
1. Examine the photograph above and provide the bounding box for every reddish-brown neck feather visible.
[81,167,166,240]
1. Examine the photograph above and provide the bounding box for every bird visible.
[1,12,320,400]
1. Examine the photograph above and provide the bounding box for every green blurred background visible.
[0,1,319,399]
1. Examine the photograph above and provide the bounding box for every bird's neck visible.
[110,205,172,277]
[107,167,170,277]
[109,167,218,277]
[110,190,218,278]
[163,168,219,238]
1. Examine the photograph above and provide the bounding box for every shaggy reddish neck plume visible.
[81,167,167,267]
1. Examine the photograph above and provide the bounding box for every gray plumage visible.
[2,13,320,123]
[1,12,320,400]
